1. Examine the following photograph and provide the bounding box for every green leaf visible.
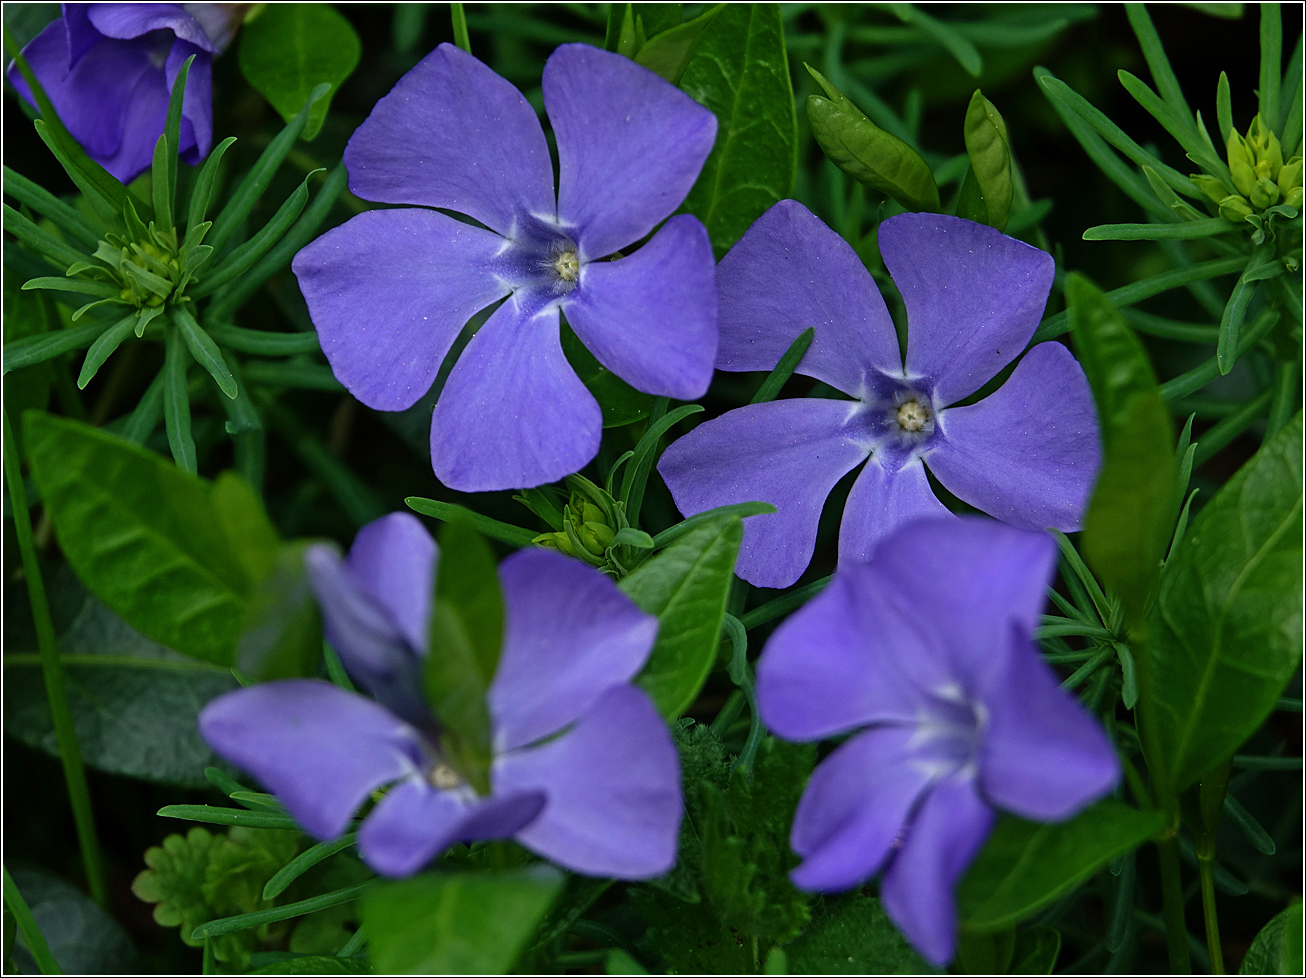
[9,865,138,974]
[1083,217,1233,240]
[238,3,361,141]
[1240,902,1304,974]
[23,413,260,664]
[1148,413,1304,793]
[680,3,797,256]
[620,516,742,718]
[173,305,238,398]
[1068,274,1177,628]
[957,800,1166,934]
[250,955,370,975]
[634,3,724,85]
[560,323,655,427]
[405,497,537,549]
[1011,926,1061,974]
[363,868,564,975]
[961,90,1013,230]
[235,541,323,682]
[786,891,932,974]
[804,65,940,213]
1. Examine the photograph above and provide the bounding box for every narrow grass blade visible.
[4,203,89,269]
[205,324,319,356]
[1216,277,1256,374]
[173,306,238,398]
[751,328,814,404]
[1083,218,1232,240]
[77,311,139,388]
[404,497,537,548]
[263,834,358,900]
[2,322,107,374]
[3,866,62,975]
[2,165,103,249]
[186,136,237,242]
[163,323,197,473]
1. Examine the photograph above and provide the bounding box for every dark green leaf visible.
[405,496,537,548]
[805,65,940,212]
[8,866,138,974]
[681,3,797,256]
[1148,414,1304,792]
[751,327,813,404]
[1011,926,1061,974]
[1240,902,1304,974]
[634,3,682,38]
[1068,274,1176,627]
[238,3,361,141]
[363,869,563,975]
[961,90,1013,230]
[560,323,655,427]
[786,891,932,974]
[236,541,323,682]
[250,955,369,975]
[23,413,257,664]
[957,800,1166,933]
[620,516,742,718]
[635,4,724,85]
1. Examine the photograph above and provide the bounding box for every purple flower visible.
[6,4,239,183]
[756,517,1119,965]
[199,512,681,879]
[292,43,719,492]
[659,201,1101,588]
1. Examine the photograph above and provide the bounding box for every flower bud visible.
[1287,186,1304,210]
[1278,157,1303,197]
[1251,176,1281,209]
[1247,115,1283,173]
[1191,174,1229,205]
[1228,132,1257,197]
[1219,194,1254,222]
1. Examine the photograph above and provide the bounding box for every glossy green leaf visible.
[363,868,564,975]
[1240,902,1304,974]
[560,323,655,427]
[635,3,724,85]
[23,413,260,664]
[680,3,797,256]
[1068,274,1176,627]
[961,90,1013,230]
[620,516,742,718]
[1148,413,1304,793]
[957,800,1166,933]
[238,3,360,141]
[805,65,940,213]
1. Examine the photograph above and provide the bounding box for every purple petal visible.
[496,685,681,879]
[979,626,1119,820]
[166,41,212,161]
[62,4,102,66]
[880,776,994,967]
[563,215,716,400]
[715,200,901,395]
[789,727,932,891]
[358,778,545,877]
[304,544,428,727]
[293,208,508,412]
[345,43,554,237]
[86,3,219,51]
[96,66,171,184]
[544,43,716,259]
[882,213,1055,405]
[925,342,1101,532]
[346,512,437,655]
[490,549,657,753]
[757,565,927,741]
[658,399,871,589]
[837,454,954,568]
[431,300,600,491]
[865,517,1057,699]
[198,680,424,840]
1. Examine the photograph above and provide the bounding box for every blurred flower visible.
[659,201,1100,588]
[756,517,1119,965]
[293,42,718,492]
[7,3,247,182]
[200,512,681,879]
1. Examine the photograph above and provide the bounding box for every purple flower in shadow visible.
[292,43,719,492]
[659,200,1101,589]
[199,512,681,879]
[6,3,240,182]
[756,517,1119,965]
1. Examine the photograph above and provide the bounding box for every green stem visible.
[1266,360,1299,439]
[1197,857,1224,973]
[1,410,106,907]
[1156,835,1193,974]
[451,3,472,53]
[2,866,61,975]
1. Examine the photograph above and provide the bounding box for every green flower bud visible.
[1219,194,1254,222]
[1247,115,1283,173]
[1191,174,1229,205]
[1278,157,1303,196]
[1287,186,1304,210]
[532,531,577,558]
[576,523,607,557]
[1251,176,1281,209]
[1228,132,1257,197]
[586,522,616,550]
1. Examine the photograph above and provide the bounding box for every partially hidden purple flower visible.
[659,200,1101,589]
[756,517,1119,965]
[199,512,681,879]
[6,4,242,183]
[292,43,719,492]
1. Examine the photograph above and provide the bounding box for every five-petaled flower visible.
[7,3,243,182]
[659,200,1101,589]
[756,516,1119,965]
[293,42,719,492]
[200,512,681,879]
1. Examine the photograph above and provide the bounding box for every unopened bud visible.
[1219,194,1254,222]
[1251,176,1281,209]
[1278,157,1303,196]
[1191,174,1228,205]
[1286,186,1304,210]
[1228,132,1257,197]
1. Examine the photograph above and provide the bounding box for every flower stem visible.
[1198,856,1225,973]
[1,408,106,906]
[451,4,472,54]
[1156,834,1192,974]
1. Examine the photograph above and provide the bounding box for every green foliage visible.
[635,4,725,85]
[561,324,655,427]
[785,891,932,975]
[681,3,797,256]
[7,865,137,974]
[958,90,1013,230]
[363,868,564,975]
[236,540,324,682]
[1240,902,1304,974]
[805,64,940,213]
[1068,273,1177,628]
[1148,413,1304,793]
[1011,926,1062,974]
[238,3,361,141]
[620,516,742,718]
[957,800,1166,933]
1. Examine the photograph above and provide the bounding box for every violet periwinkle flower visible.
[199,512,681,879]
[6,4,241,183]
[293,43,719,492]
[659,201,1101,589]
[757,517,1119,965]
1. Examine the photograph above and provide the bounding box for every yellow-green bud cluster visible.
[1196,115,1304,222]
[533,480,627,571]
